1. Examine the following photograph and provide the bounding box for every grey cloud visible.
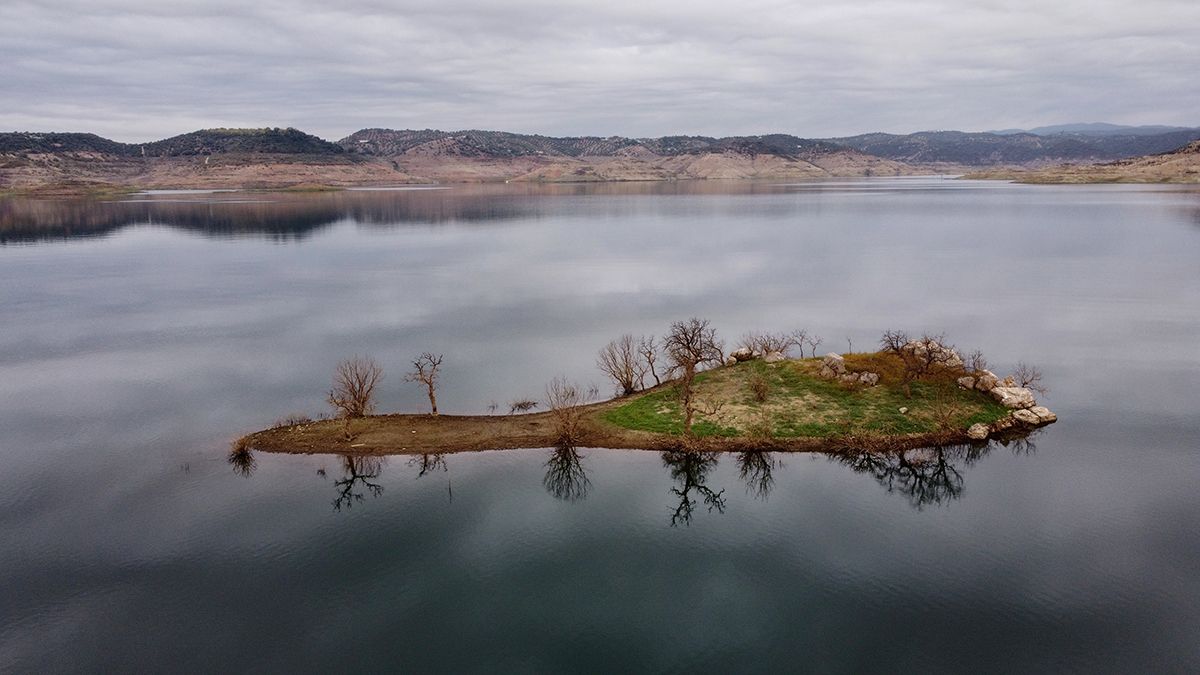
[2,0,1198,141]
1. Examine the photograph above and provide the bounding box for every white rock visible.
[1029,406,1057,423]
[1012,408,1041,425]
[763,351,785,363]
[967,423,990,440]
[725,357,738,366]
[974,370,999,392]
[990,386,1036,409]
[730,347,756,362]
[898,407,909,414]
[858,372,880,386]
[957,376,976,389]
[822,353,846,374]
[901,338,964,369]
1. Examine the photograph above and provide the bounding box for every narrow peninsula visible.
[237,330,1057,457]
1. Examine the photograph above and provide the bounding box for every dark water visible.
[1,180,1198,672]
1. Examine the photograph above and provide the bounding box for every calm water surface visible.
[1,179,1198,672]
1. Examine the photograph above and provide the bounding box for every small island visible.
[236,322,1057,457]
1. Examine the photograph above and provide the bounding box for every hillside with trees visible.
[830,128,1200,167]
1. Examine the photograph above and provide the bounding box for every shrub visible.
[327,356,383,419]
[748,372,770,403]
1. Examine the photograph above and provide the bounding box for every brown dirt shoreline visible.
[1,150,922,197]
[238,402,979,458]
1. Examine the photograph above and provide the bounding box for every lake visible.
[1,179,1198,672]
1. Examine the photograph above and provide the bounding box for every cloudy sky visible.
[2,0,1197,142]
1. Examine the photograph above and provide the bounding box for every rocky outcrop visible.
[956,366,1058,440]
[1012,409,1041,425]
[729,347,756,362]
[1029,406,1057,423]
[990,386,1036,409]
[901,338,964,369]
[817,353,881,387]
[974,370,1000,392]
[819,353,846,378]
[980,388,1058,439]
[763,351,785,363]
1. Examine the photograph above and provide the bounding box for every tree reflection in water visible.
[230,432,1039,514]
[835,436,1038,509]
[544,445,590,501]
[332,454,386,511]
[408,453,447,478]
[662,450,726,526]
[227,442,256,477]
[737,450,781,500]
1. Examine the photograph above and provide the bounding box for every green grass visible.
[600,377,740,438]
[602,356,1011,440]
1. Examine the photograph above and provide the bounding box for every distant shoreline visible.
[6,126,1199,196]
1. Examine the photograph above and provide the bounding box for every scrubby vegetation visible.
[603,356,1009,440]
[142,128,344,157]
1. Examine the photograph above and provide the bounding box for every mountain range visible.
[2,123,1198,193]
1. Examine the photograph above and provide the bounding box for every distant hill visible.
[332,129,902,182]
[140,127,343,157]
[0,132,134,155]
[965,140,1200,184]
[989,123,1195,137]
[0,127,342,157]
[337,129,845,158]
[830,129,1200,166]
[6,124,1200,193]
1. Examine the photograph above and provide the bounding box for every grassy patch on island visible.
[602,356,1009,439]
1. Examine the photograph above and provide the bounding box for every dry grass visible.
[604,355,1009,439]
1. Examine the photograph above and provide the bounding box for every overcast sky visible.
[2,0,1197,142]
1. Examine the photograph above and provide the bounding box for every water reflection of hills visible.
[229,437,1036,517]
[1,179,939,244]
[0,189,530,244]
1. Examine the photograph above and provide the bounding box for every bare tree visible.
[880,330,960,397]
[738,330,803,357]
[597,334,647,396]
[405,352,443,415]
[545,376,597,446]
[328,356,383,419]
[965,349,989,374]
[664,318,725,436]
[1012,362,1047,395]
[638,335,662,388]
[804,334,824,358]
